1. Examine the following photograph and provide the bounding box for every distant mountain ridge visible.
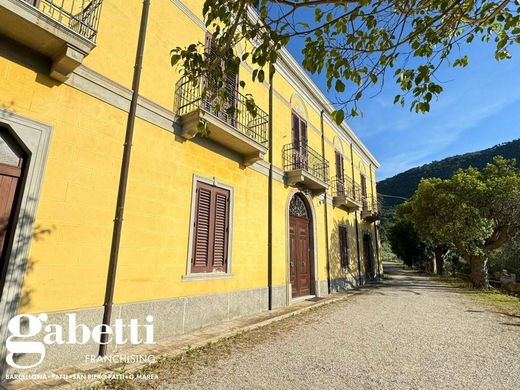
[377,138,520,209]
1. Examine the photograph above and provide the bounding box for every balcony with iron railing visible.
[174,75,269,166]
[0,0,103,81]
[331,175,362,211]
[283,143,329,193]
[361,194,381,222]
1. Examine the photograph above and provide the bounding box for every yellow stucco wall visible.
[0,57,124,312]
[0,0,379,315]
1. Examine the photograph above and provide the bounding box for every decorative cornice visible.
[245,5,379,168]
[169,0,380,168]
[170,0,206,30]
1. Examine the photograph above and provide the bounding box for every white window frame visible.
[182,174,234,281]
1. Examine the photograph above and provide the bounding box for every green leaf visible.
[453,55,469,67]
[332,109,345,125]
[335,79,346,92]
[170,54,181,66]
[258,69,265,83]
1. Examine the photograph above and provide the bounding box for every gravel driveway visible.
[155,263,520,390]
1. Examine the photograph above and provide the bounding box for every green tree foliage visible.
[171,0,519,122]
[378,138,520,209]
[489,240,520,277]
[388,217,430,268]
[402,156,520,288]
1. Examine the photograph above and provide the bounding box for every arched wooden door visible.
[289,194,312,298]
[0,128,25,283]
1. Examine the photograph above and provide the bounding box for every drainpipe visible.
[350,143,362,286]
[320,111,331,294]
[267,71,274,310]
[99,0,151,357]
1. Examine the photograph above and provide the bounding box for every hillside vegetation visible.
[379,139,520,283]
[378,139,520,208]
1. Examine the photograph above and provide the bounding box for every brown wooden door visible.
[363,235,373,280]
[289,215,311,298]
[0,130,24,279]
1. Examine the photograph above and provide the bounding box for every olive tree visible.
[404,157,520,288]
[171,0,519,123]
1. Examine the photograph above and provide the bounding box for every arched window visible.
[289,194,309,218]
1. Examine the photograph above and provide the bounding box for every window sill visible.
[182,273,233,282]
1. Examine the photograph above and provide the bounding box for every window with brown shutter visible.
[338,225,350,269]
[335,151,344,194]
[335,151,344,180]
[191,181,230,273]
[360,174,368,209]
[291,111,308,170]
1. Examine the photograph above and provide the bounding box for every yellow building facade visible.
[0,0,380,372]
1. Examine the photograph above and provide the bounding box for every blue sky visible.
[286,33,520,180]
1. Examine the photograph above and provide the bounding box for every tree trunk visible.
[469,255,489,289]
[434,246,444,275]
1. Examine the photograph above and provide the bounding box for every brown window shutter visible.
[192,183,213,273]
[300,119,307,148]
[211,188,229,272]
[203,32,219,111]
[223,65,238,125]
[23,0,40,6]
[360,174,368,209]
[204,31,217,60]
[361,174,367,196]
[339,225,350,269]
[191,182,231,273]
[291,112,300,147]
[335,151,343,181]
[205,31,212,52]
[204,31,238,125]
[292,112,308,170]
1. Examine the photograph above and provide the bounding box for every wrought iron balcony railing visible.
[22,0,103,42]
[362,194,380,213]
[331,176,361,201]
[174,75,269,146]
[283,143,329,185]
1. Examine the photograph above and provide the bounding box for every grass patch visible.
[465,290,520,317]
[429,275,520,316]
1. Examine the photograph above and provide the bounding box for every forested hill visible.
[378,138,520,209]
